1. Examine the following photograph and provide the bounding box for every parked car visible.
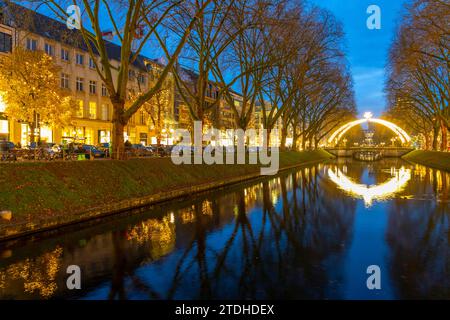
[97,143,111,157]
[82,144,106,158]
[151,145,171,157]
[130,144,153,157]
[144,145,155,154]
[3,141,15,151]
[0,140,16,161]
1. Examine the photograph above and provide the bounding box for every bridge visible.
[325,147,414,158]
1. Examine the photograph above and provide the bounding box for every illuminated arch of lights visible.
[327,167,411,207]
[327,112,411,146]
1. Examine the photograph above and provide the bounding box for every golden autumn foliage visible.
[0,46,77,137]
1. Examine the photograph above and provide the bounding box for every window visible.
[44,43,54,56]
[101,83,108,97]
[101,104,109,121]
[76,53,84,65]
[89,57,96,69]
[26,38,37,51]
[61,73,69,89]
[139,133,148,146]
[76,100,84,118]
[98,130,110,143]
[137,74,146,85]
[89,102,97,119]
[76,77,84,92]
[89,80,97,94]
[140,110,146,125]
[61,48,69,61]
[129,70,135,79]
[0,32,12,53]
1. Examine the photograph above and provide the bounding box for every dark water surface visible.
[0,158,449,300]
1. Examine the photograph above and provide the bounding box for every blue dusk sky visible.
[309,0,409,117]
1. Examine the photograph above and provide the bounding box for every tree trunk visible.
[265,127,272,149]
[293,131,299,151]
[112,121,125,160]
[440,123,447,152]
[111,100,127,160]
[280,126,287,151]
[432,125,439,150]
[424,133,430,150]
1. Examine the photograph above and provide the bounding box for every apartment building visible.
[0,3,271,148]
[0,3,174,147]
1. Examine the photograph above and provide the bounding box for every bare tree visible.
[10,0,211,158]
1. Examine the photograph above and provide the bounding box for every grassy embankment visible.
[402,150,450,172]
[0,150,334,239]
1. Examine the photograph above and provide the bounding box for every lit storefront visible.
[98,130,111,144]
[0,95,9,140]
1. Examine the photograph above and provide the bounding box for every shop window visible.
[139,133,147,146]
[98,130,111,143]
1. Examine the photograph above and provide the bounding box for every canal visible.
[0,158,449,300]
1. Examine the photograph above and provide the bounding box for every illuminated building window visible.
[21,123,29,146]
[139,133,147,145]
[98,130,110,143]
[0,119,8,134]
[89,102,97,119]
[85,128,94,144]
[0,95,6,112]
[76,100,84,118]
[40,126,53,143]
[101,104,109,121]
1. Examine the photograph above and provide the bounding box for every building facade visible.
[0,4,175,147]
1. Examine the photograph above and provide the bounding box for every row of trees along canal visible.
[385,0,450,151]
[0,0,355,158]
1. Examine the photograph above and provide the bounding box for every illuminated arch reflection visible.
[328,167,411,207]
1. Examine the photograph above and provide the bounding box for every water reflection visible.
[0,159,448,299]
[328,166,411,207]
